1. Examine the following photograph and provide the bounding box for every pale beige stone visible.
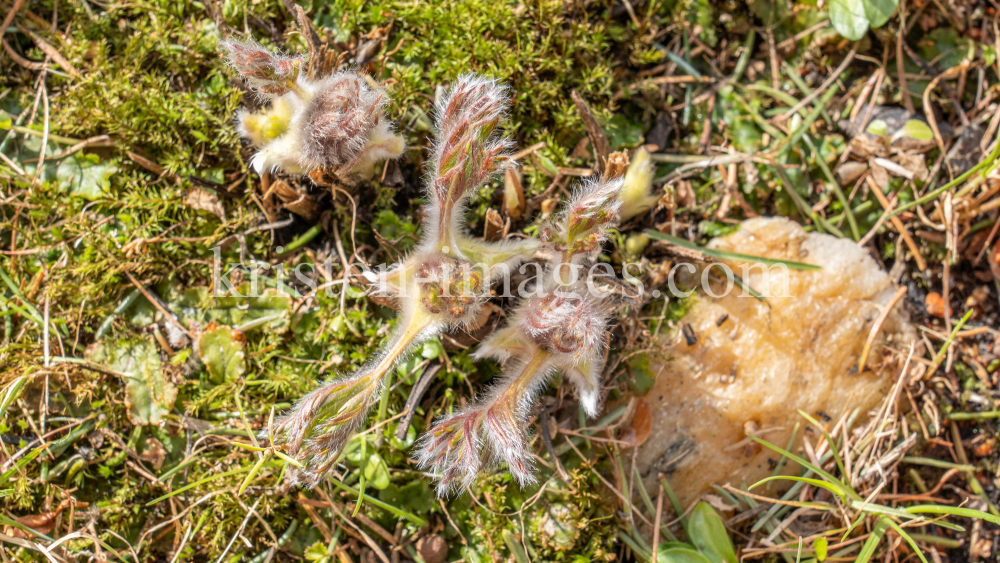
[636,217,916,506]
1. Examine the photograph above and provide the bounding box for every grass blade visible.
[147,464,254,506]
[749,436,861,501]
[881,517,930,563]
[643,231,821,270]
[855,518,888,563]
[904,505,1000,526]
[797,410,849,488]
[749,476,847,501]
[328,478,426,526]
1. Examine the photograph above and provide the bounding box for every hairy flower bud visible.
[425,75,513,253]
[298,73,403,174]
[220,39,302,97]
[551,177,623,260]
[417,350,553,495]
[521,292,607,359]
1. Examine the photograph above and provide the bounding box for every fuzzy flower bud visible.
[425,75,513,252]
[297,73,403,174]
[520,292,607,360]
[544,177,623,261]
[417,349,553,496]
[220,39,302,97]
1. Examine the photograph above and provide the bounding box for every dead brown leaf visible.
[185,187,226,221]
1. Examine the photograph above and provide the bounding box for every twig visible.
[122,271,193,340]
[18,26,81,77]
[897,1,916,114]
[394,364,441,440]
[213,497,261,563]
[866,176,928,271]
[570,90,610,170]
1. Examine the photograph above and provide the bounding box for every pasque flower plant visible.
[221,39,405,176]
[223,39,628,494]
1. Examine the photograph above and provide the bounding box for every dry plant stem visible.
[17,25,80,77]
[856,286,908,370]
[858,68,886,134]
[949,420,1000,517]
[922,66,966,155]
[571,89,611,169]
[1,0,27,36]
[123,271,193,340]
[652,483,664,562]
[866,176,928,271]
[897,3,916,115]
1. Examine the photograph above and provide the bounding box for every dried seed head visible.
[220,39,302,97]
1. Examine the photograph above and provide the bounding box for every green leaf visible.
[896,119,934,142]
[305,541,331,563]
[604,114,646,150]
[378,479,434,515]
[657,548,714,563]
[814,536,828,561]
[829,0,870,40]
[390,422,416,450]
[170,283,293,334]
[196,324,247,385]
[421,338,443,360]
[0,377,27,420]
[749,436,862,501]
[880,518,929,563]
[865,119,888,137]
[0,110,11,131]
[87,336,176,425]
[862,0,899,28]
[535,152,559,176]
[56,154,118,200]
[363,452,390,490]
[329,478,426,525]
[687,502,738,563]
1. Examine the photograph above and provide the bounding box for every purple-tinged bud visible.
[220,39,302,97]
[417,349,552,496]
[299,73,402,174]
[426,75,513,250]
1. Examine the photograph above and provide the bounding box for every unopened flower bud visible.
[220,39,302,97]
[619,146,659,220]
